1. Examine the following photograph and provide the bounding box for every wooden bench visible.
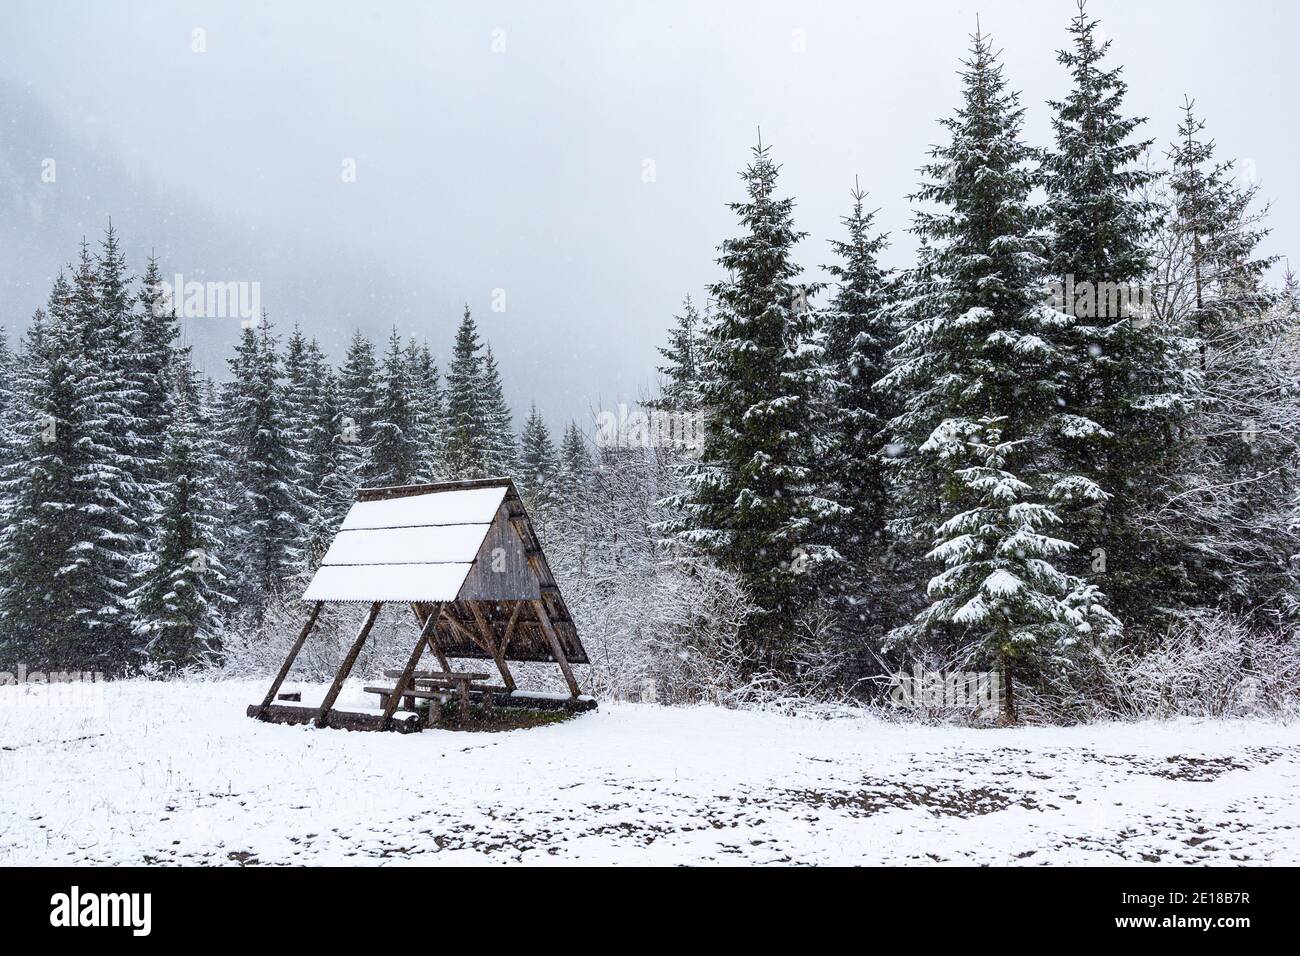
[363,685,453,719]
[371,670,497,724]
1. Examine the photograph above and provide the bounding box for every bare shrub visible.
[202,593,420,684]
[1021,611,1300,722]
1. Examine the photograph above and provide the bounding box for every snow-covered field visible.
[2,679,1298,866]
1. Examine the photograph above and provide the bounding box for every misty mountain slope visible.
[0,82,471,383]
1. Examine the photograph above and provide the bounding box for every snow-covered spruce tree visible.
[281,324,314,451]
[91,225,151,542]
[70,240,145,668]
[298,341,351,562]
[881,27,1119,718]
[219,320,304,620]
[0,265,139,673]
[135,256,183,505]
[0,325,13,515]
[337,328,380,495]
[365,328,420,487]
[1165,98,1276,366]
[556,420,593,509]
[1043,3,1193,625]
[1142,103,1297,620]
[0,310,48,666]
[281,324,324,549]
[0,301,68,668]
[666,138,842,671]
[131,362,232,669]
[405,338,447,482]
[823,181,899,641]
[919,418,1117,719]
[645,295,705,415]
[444,306,490,478]
[518,402,558,510]
[480,345,518,479]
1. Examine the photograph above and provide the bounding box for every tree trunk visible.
[1001,655,1017,725]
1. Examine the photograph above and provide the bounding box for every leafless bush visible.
[567,555,758,704]
[1021,611,1300,722]
[200,592,417,683]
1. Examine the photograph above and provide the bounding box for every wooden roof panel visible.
[320,524,492,566]
[302,562,474,603]
[340,485,507,530]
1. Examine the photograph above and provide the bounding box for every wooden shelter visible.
[247,477,593,733]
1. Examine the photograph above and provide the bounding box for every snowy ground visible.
[2,679,1298,866]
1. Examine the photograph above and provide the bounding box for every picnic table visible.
[365,670,503,725]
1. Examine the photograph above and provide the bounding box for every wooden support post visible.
[458,679,471,724]
[500,601,522,656]
[316,602,382,728]
[382,603,442,729]
[470,602,516,692]
[412,603,451,671]
[505,507,584,696]
[496,601,522,692]
[256,601,323,717]
[532,599,580,698]
[444,611,492,655]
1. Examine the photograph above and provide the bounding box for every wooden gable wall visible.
[457,503,541,602]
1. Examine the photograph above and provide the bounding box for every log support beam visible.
[316,602,383,728]
[412,602,451,671]
[255,601,323,717]
[470,602,517,692]
[383,603,443,729]
[532,599,580,698]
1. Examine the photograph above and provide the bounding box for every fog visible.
[2,0,1296,428]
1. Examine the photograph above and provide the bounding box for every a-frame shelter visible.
[247,477,590,732]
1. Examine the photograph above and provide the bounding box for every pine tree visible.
[1151,99,1293,617]
[281,324,314,456]
[667,137,841,668]
[1043,2,1192,623]
[882,26,1118,715]
[366,328,420,487]
[0,265,139,673]
[71,239,143,667]
[132,362,232,668]
[823,181,897,626]
[518,402,558,504]
[299,343,350,563]
[337,328,380,494]
[480,345,518,478]
[404,339,446,482]
[646,296,704,415]
[135,256,182,503]
[0,297,72,668]
[282,325,329,560]
[1166,98,1277,356]
[445,306,489,478]
[556,420,592,507]
[219,320,303,619]
[0,308,53,667]
[918,418,1114,720]
[0,326,13,514]
[92,225,151,534]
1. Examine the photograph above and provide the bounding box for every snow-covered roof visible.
[339,485,507,530]
[302,484,508,602]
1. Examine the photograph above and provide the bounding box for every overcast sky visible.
[2,0,1296,428]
